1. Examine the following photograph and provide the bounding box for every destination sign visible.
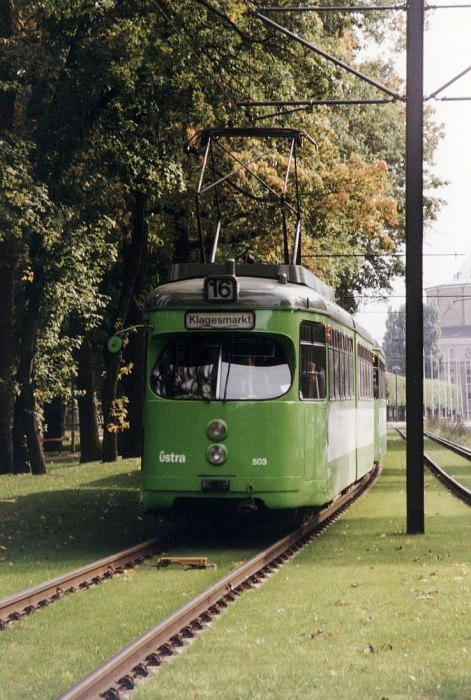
[185,311,255,330]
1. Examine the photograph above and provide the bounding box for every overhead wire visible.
[302,252,466,258]
[150,1,468,287]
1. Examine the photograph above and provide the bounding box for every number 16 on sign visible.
[204,276,238,303]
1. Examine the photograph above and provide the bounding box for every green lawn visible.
[0,457,146,596]
[2,436,471,699]
[0,458,261,699]
[133,433,471,700]
[424,435,471,491]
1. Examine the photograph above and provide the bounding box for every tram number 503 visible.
[204,275,238,303]
[252,458,267,466]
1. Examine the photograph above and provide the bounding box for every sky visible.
[355,5,471,343]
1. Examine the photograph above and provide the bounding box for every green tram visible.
[141,261,387,516]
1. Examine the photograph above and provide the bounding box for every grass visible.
[0,457,147,596]
[131,433,471,700]
[0,457,262,699]
[2,437,471,699]
[426,417,471,451]
[0,553,257,699]
[424,435,471,491]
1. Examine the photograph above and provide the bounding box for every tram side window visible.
[377,358,386,399]
[300,322,326,400]
[346,338,354,398]
[329,330,354,401]
[381,361,386,399]
[373,356,386,400]
[358,344,374,400]
[329,344,336,399]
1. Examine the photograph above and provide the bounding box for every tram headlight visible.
[207,444,227,466]
[207,420,227,441]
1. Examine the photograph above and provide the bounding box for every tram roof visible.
[146,263,376,344]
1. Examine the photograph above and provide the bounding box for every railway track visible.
[58,464,380,700]
[423,431,471,505]
[396,428,471,505]
[424,430,471,461]
[0,539,161,630]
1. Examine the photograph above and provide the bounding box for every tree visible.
[383,308,406,375]
[423,302,441,378]
[0,0,185,470]
[0,0,443,470]
[383,303,441,377]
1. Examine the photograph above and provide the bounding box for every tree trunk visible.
[0,394,14,474]
[12,395,30,473]
[119,215,148,459]
[119,313,146,459]
[0,2,16,473]
[1,0,44,475]
[102,350,122,463]
[13,380,45,475]
[24,384,46,474]
[0,243,15,473]
[13,235,47,475]
[102,190,147,462]
[76,333,102,463]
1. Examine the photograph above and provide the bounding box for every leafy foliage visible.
[0,0,444,469]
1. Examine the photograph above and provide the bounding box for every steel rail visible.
[396,428,471,505]
[423,452,471,505]
[0,539,161,629]
[58,465,380,700]
[424,430,471,461]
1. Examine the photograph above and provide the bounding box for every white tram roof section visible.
[146,263,377,346]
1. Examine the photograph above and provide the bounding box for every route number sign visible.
[204,275,238,303]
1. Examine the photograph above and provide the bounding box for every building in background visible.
[425,253,471,421]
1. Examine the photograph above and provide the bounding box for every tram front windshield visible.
[151,335,291,400]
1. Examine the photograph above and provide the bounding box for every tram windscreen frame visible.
[150,334,292,401]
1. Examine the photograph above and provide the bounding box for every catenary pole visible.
[245,0,428,530]
[406,0,425,533]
